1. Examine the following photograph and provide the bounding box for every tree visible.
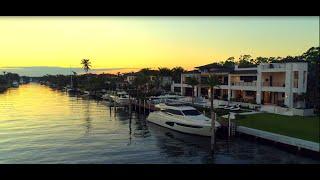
[238,54,254,66]
[253,57,269,64]
[81,59,92,73]
[171,66,185,83]
[203,74,221,111]
[158,67,171,77]
[301,47,319,64]
[300,47,320,111]
[133,73,149,100]
[222,57,236,68]
[158,67,172,89]
[185,76,199,104]
[139,68,155,76]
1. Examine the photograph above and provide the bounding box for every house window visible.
[185,77,191,82]
[294,71,298,79]
[174,87,181,92]
[165,109,183,116]
[245,91,255,96]
[240,76,257,82]
[201,77,208,83]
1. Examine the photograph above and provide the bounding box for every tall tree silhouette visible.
[81,59,92,73]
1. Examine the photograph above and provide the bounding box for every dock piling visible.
[228,113,231,137]
[211,112,216,154]
[138,99,141,114]
[129,96,132,115]
[143,99,146,115]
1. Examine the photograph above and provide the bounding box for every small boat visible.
[230,106,240,111]
[147,103,220,136]
[102,93,111,100]
[11,81,19,88]
[230,104,241,111]
[112,91,130,106]
[67,88,81,94]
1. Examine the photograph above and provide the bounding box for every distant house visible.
[123,72,137,84]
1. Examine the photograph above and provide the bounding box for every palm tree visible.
[203,74,221,153]
[158,67,172,89]
[171,66,185,83]
[133,73,149,99]
[81,59,92,73]
[203,74,221,111]
[185,76,199,104]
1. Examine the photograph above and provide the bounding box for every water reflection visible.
[84,100,91,135]
[128,113,132,146]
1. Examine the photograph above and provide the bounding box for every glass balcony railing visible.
[262,82,285,87]
[231,82,256,86]
[261,63,286,69]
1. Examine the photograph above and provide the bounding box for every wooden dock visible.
[129,99,160,112]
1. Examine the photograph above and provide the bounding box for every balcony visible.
[261,63,285,69]
[231,82,256,86]
[262,82,285,87]
[261,63,286,71]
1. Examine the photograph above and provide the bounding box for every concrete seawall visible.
[237,126,320,152]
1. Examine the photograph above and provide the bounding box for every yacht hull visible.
[114,98,129,106]
[147,112,215,137]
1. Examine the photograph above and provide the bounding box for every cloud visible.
[0,66,139,77]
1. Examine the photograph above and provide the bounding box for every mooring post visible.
[114,101,116,117]
[148,100,151,113]
[109,104,112,116]
[211,112,216,153]
[129,95,132,115]
[228,113,231,137]
[143,99,146,115]
[138,99,141,114]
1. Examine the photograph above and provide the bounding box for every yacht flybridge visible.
[112,91,130,106]
[147,102,220,136]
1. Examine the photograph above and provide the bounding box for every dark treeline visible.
[207,47,319,68]
[39,66,187,98]
[0,72,22,92]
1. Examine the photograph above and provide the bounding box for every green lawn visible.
[235,113,320,143]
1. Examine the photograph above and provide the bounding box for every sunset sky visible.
[0,16,319,76]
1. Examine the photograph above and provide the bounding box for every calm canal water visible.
[0,83,318,164]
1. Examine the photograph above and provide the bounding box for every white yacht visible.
[149,94,183,104]
[112,91,130,106]
[147,103,220,136]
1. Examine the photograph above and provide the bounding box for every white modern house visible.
[171,61,313,116]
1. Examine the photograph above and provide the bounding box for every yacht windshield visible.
[182,110,201,116]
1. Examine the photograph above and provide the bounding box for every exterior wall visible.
[261,72,286,87]
[284,64,294,107]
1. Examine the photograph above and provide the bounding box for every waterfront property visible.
[171,62,312,116]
